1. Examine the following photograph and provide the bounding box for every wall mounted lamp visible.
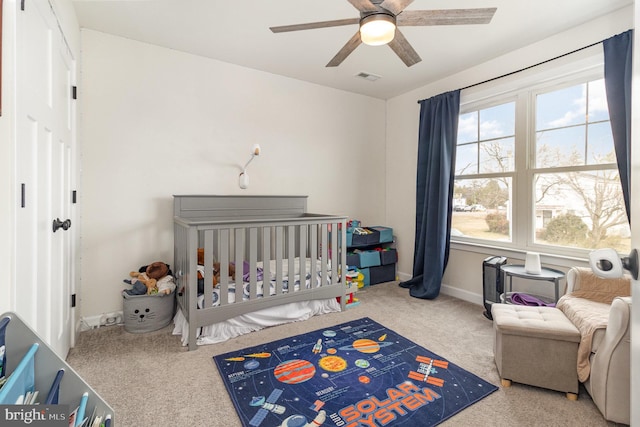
[588,248,639,280]
[239,144,261,189]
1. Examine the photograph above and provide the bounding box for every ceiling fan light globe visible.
[360,14,396,46]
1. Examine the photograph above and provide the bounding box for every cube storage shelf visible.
[347,225,397,286]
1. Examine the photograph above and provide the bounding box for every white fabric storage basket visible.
[122,291,175,333]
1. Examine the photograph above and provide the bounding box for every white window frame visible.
[450,47,623,260]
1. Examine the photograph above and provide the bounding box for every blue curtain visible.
[399,90,460,299]
[603,29,632,224]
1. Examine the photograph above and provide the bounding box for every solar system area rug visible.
[213,317,497,427]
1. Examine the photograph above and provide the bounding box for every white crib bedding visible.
[172,298,341,346]
[172,259,340,346]
[200,272,330,304]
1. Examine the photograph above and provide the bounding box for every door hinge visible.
[71,294,77,308]
[21,184,26,208]
[72,190,77,204]
[72,86,77,100]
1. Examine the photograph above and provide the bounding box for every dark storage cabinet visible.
[482,256,507,320]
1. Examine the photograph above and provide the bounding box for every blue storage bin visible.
[359,268,370,286]
[370,226,393,243]
[358,250,381,268]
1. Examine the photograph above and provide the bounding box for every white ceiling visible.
[72,0,632,100]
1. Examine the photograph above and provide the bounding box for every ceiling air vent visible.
[355,72,381,82]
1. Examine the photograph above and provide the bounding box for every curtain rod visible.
[459,40,603,91]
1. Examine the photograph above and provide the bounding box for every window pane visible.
[455,143,478,175]
[452,178,512,242]
[536,126,585,168]
[536,84,586,130]
[457,112,478,144]
[479,137,515,173]
[587,122,615,165]
[588,79,610,122]
[534,171,630,252]
[479,102,515,140]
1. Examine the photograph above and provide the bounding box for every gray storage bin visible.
[122,290,175,333]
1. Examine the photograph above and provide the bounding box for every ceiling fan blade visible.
[326,32,363,67]
[347,0,378,13]
[270,18,359,33]
[379,0,414,15]
[397,8,497,26]
[388,29,421,67]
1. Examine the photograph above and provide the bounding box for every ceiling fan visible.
[270,0,497,67]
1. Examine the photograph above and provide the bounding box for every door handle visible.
[52,218,71,233]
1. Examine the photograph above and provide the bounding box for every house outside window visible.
[451,67,630,256]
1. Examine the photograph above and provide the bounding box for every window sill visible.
[450,240,590,269]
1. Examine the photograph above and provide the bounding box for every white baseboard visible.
[397,270,483,306]
[397,271,412,282]
[440,283,483,306]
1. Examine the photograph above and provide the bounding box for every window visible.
[454,101,515,242]
[452,71,630,255]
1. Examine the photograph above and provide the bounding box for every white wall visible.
[79,30,387,318]
[386,6,633,302]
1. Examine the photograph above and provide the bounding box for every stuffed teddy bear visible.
[197,248,236,286]
[197,262,237,287]
[124,262,175,295]
[128,271,158,294]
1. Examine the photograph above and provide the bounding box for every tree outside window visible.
[451,77,630,254]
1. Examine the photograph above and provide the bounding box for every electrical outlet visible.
[99,311,123,326]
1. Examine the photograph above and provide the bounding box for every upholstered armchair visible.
[557,267,631,425]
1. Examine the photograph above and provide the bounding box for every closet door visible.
[14,0,75,358]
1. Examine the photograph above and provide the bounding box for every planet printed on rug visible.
[214,317,498,427]
[274,359,316,384]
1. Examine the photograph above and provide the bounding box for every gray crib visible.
[173,195,348,350]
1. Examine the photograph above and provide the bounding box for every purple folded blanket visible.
[510,292,555,307]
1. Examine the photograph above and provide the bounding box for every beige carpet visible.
[66,282,621,427]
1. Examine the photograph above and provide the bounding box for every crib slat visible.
[249,227,258,300]
[287,225,295,293]
[321,224,328,284]
[203,230,215,309]
[187,225,199,350]
[299,224,307,286]
[275,227,283,295]
[310,224,317,283]
[330,223,338,286]
[235,228,244,304]
[219,229,230,306]
[340,220,347,286]
[262,227,271,297]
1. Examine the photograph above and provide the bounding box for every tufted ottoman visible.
[492,303,581,399]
